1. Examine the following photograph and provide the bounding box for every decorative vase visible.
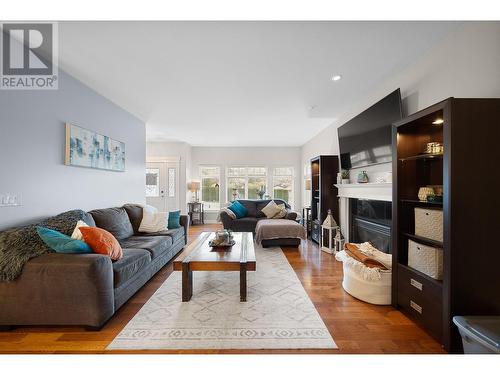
[357,171,369,183]
[418,187,434,201]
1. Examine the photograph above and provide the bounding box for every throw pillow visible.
[71,220,89,240]
[36,226,93,254]
[79,227,123,260]
[261,200,280,219]
[273,203,287,219]
[168,210,181,229]
[228,201,248,219]
[139,204,168,233]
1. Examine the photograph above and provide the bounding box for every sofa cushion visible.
[119,235,172,260]
[89,207,134,240]
[123,204,144,234]
[112,249,151,288]
[168,210,181,229]
[136,228,184,243]
[230,217,259,232]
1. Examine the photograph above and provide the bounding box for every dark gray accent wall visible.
[0,69,146,230]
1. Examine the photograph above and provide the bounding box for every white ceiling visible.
[58,21,461,146]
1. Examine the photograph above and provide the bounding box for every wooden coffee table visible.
[173,232,256,302]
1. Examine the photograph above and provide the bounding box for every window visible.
[273,167,294,206]
[200,166,220,210]
[145,168,160,197]
[168,168,176,197]
[227,167,267,201]
[304,162,312,206]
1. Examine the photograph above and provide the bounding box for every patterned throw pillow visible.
[79,227,123,260]
[273,204,287,219]
[261,200,280,219]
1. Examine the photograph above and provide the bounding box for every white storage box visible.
[408,239,443,280]
[415,207,443,242]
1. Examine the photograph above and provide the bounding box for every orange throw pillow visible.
[79,227,123,260]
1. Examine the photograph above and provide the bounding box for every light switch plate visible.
[0,193,22,207]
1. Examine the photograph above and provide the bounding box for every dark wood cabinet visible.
[310,155,340,244]
[392,98,500,353]
[187,202,204,225]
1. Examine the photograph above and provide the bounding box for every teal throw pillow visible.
[228,201,248,219]
[168,210,181,229]
[36,226,93,254]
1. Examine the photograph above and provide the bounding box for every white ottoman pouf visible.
[335,244,392,305]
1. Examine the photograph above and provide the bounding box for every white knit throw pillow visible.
[71,220,89,240]
[139,205,168,233]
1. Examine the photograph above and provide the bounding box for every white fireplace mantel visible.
[335,182,392,243]
[334,182,392,202]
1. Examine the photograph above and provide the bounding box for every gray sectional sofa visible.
[220,199,298,232]
[0,204,188,330]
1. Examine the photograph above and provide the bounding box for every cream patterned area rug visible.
[107,245,336,350]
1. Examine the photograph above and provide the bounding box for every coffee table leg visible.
[240,263,247,302]
[182,263,193,302]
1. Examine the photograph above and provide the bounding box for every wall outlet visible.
[0,193,22,207]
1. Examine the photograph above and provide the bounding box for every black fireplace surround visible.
[350,198,392,253]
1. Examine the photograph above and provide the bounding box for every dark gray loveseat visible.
[0,204,188,330]
[220,199,298,233]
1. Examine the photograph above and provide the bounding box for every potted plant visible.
[341,170,350,184]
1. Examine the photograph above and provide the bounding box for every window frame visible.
[272,166,295,208]
[226,166,268,202]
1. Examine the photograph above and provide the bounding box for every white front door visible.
[146,161,180,212]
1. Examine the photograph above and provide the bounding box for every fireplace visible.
[350,198,392,253]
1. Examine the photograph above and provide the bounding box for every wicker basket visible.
[408,239,443,280]
[415,207,443,242]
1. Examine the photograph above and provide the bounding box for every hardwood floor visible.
[0,223,444,354]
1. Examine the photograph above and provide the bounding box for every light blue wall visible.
[0,69,146,230]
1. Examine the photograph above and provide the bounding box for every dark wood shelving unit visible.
[398,153,443,162]
[310,155,339,244]
[392,97,500,353]
[402,232,443,248]
[400,199,443,207]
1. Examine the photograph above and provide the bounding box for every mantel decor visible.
[65,123,125,172]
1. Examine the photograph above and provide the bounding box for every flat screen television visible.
[338,88,402,170]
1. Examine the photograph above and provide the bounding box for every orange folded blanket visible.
[344,243,388,270]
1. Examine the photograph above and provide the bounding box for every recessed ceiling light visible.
[432,119,444,125]
[331,75,342,82]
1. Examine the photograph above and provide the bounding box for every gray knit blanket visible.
[254,219,306,245]
[0,210,95,282]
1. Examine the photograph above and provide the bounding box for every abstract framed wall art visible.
[65,123,126,172]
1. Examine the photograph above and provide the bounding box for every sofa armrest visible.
[219,211,234,230]
[180,215,189,243]
[286,209,298,221]
[0,253,114,328]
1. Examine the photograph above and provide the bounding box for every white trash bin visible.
[453,316,500,354]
